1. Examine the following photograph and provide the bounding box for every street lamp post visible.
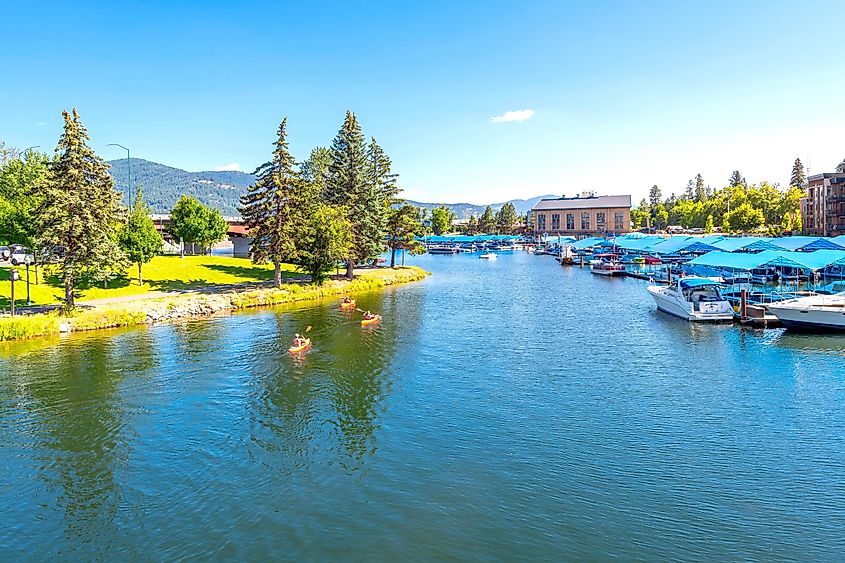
[9,269,19,317]
[107,143,131,205]
[24,255,32,306]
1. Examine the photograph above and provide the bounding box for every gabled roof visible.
[773,236,845,251]
[532,195,632,211]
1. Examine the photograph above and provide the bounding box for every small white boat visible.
[766,292,845,331]
[647,277,734,321]
[589,254,625,276]
[479,252,497,260]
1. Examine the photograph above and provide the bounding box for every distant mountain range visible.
[106,158,558,218]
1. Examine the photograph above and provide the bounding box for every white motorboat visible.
[766,292,845,331]
[479,252,497,260]
[647,277,734,321]
[590,254,625,276]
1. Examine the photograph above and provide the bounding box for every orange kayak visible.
[361,315,382,326]
[287,338,311,354]
[340,300,356,310]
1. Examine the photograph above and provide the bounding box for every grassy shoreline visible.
[0,266,429,342]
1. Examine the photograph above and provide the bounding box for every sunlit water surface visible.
[1,252,844,560]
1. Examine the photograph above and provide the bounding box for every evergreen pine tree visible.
[648,185,662,208]
[729,170,744,187]
[36,109,126,308]
[239,117,300,287]
[684,179,694,200]
[385,204,425,267]
[366,137,400,205]
[118,186,164,285]
[326,111,383,278]
[478,206,495,234]
[496,202,518,234]
[694,173,707,202]
[790,158,806,187]
[467,215,478,235]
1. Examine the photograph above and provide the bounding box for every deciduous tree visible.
[170,195,228,256]
[386,204,425,267]
[118,187,164,285]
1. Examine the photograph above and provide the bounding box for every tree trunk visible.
[345,259,354,280]
[273,261,282,288]
[138,262,143,286]
[64,276,74,309]
[35,264,40,285]
[390,247,396,268]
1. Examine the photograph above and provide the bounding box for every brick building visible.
[530,195,631,236]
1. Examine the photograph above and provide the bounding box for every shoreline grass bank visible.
[0,266,429,342]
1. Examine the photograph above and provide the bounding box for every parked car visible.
[10,247,34,266]
[0,246,9,261]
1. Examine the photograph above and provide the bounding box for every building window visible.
[566,213,574,230]
[551,213,560,230]
[615,213,624,230]
[596,212,606,231]
[537,213,546,230]
[581,212,590,230]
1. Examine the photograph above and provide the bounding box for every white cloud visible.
[490,109,535,123]
[213,162,241,171]
[36,122,46,127]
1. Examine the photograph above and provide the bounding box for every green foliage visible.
[170,195,228,256]
[632,178,802,233]
[466,215,478,235]
[327,111,386,276]
[301,147,332,193]
[723,203,764,232]
[704,214,714,233]
[495,202,518,234]
[0,150,50,247]
[729,170,745,187]
[297,203,352,283]
[694,174,707,202]
[648,185,662,208]
[36,109,127,308]
[118,187,164,285]
[386,204,425,266]
[790,158,806,187]
[239,117,302,287]
[478,206,495,233]
[431,206,453,235]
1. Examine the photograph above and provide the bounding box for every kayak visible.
[287,338,311,354]
[361,315,382,326]
[340,300,356,310]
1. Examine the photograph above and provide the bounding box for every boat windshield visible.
[683,286,723,303]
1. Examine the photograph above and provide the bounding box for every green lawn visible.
[0,255,303,308]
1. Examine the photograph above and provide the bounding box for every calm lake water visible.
[2,252,845,560]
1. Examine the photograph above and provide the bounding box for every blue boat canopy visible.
[679,277,723,288]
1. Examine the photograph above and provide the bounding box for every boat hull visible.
[647,286,734,322]
[766,305,845,332]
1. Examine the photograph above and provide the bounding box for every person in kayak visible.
[292,333,306,347]
[342,296,352,304]
[363,311,376,320]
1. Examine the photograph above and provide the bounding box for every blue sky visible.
[3,1,845,204]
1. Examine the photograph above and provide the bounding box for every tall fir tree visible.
[694,173,707,202]
[301,147,332,193]
[366,137,400,205]
[729,170,745,187]
[326,111,383,278]
[36,109,126,308]
[648,185,662,208]
[239,117,301,287]
[118,186,164,285]
[496,202,518,234]
[790,158,806,187]
[478,206,495,234]
[684,179,694,200]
